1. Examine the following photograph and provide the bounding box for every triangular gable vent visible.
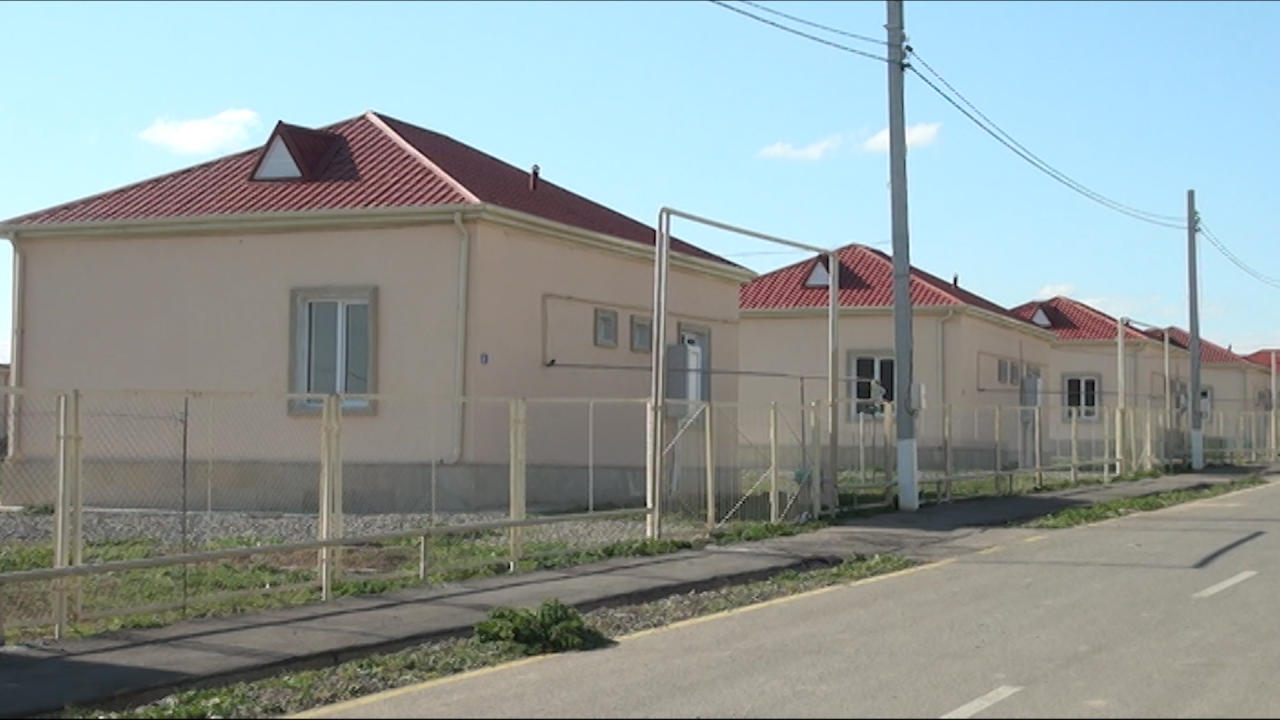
[254,135,302,180]
[1031,306,1051,328]
[805,258,830,288]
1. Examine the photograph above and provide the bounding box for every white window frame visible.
[594,308,618,348]
[847,352,895,420]
[1063,373,1101,421]
[289,286,377,415]
[630,314,652,353]
[1199,386,1214,419]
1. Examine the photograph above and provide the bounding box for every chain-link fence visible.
[3,387,1275,644]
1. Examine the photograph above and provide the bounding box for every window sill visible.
[287,398,379,417]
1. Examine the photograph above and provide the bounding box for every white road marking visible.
[941,685,1023,719]
[1193,571,1258,599]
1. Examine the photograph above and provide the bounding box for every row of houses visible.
[0,110,1273,512]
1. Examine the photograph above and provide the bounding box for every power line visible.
[737,0,887,47]
[907,49,1183,225]
[906,49,1185,230]
[706,0,889,63]
[1199,223,1280,290]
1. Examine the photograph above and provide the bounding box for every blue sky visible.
[2,0,1277,363]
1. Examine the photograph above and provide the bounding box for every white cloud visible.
[758,134,844,161]
[861,122,941,153]
[139,109,261,154]
[1035,283,1076,299]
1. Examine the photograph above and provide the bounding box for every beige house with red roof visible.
[1011,296,1272,462]
[738,244,1058,475]
[0,111,753,511]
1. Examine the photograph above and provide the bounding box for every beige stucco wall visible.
[15,223,464,464]
[461,221,741,468]
[736,308,1055,465]
[12,219,746,472]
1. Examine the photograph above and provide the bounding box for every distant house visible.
[0,111,752,511]
[738,244,1058,474]
[1011,296,1270,460]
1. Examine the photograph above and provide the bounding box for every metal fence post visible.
[587,399,595,513]
[1034,405,1043,490]
[1250,412,1258,463]
[944,404,953,478]
[704,401,716,529]
[1143,404,1154,472]
[318,395,333,602]
[645,400,660,540]
[1115,407,1126,477]
[1102,408,1112,483]
[53,393,69,640]
[332,394,345,580]
[858,411,866,482]
[1070,408,1079,485]
[509,398,527,571]
[993,406,1003,494]
[769,402,779,523]
[810,400,821,519]
[70,390,83,621]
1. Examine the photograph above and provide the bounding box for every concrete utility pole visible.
[1188,189,1204,470]
[886,0,918,510]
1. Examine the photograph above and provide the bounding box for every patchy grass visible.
[61,553,913,720]
[3,520,828,644]
[1024,475,1267,529]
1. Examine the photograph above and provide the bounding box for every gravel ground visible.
[0,507,704,551]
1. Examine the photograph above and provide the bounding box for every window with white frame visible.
[291,287,376,411]
[1063,374,1100,420]
[847,352,894,418]
[594,308,618,348]
[630,314,652,353]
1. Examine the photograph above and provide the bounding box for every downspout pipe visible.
[937,309,956,409]
[448,213,470,464]
[6,236,21,460]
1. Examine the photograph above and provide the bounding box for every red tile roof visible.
[739,244,1028,322]
[1244,349,1280,371]
[3,111,735,268]
[1009,296,1149,342]
[1156,327,1255,365]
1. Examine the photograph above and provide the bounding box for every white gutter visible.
[938,308,957,408]
[7,236,22,459]
[448,213,470,464]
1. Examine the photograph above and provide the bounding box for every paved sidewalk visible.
[0,466,1271,718]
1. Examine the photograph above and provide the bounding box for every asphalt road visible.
[299,481,1280,719]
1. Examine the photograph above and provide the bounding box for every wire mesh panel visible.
[332,395,506,589]
[520,398,650,559]
[711,402,781,526]
[658,399,710,539]
[0,389,63,641]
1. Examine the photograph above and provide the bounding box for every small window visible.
[848,353,894,418]
[594,308,618,348]
[1199,387,1214,418]
[1064,374,1100,420]
[291,286,377,413]
[997,359,1009,384]
[1010,361,1022,385]
[630,315,652,353]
